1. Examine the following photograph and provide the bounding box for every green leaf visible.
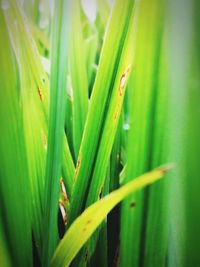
[68,0,88,159]
[119,0,166,265]
[0,7,33,266]
[142,35,169,267]
[2,0,50,253]
[51,165,171,267]
[42,1,71,265]
[97,0,110,28]
[85,0,137,209]
[0,218,11,267]
[68,0,135,226]
[182,1,200,265]
[166,0,197,266]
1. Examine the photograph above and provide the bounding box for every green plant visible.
[0,0,199,267]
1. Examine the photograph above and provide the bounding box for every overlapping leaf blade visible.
[0,8,33,266]
[42,1,71,265]
[51,166,170,267]
[68,0,88,160]
[119,1,162,266]
[68,0,135,226]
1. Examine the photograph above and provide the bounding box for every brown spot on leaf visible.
[86,219,92,225]
[38,87,44,101]
[84,251,89,263]
[119,66,131,96]
[98,186,103,200]
[114,103,120,121]
[74,155,81,182]
[158,164,174,175]
[41,129,47,150]
[130,201,136,208]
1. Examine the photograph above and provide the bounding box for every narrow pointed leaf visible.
[51,165,171,267]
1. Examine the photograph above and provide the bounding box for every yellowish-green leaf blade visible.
[68,0,88,159]
[69,0,135,226]
[85,1,137,208]
[0,7,33,266]
[97,0,110,28]
[3,0,50,253]
[51,165,171,267]
[84,33,98,96]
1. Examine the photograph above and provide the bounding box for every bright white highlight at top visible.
[81,0,97,23]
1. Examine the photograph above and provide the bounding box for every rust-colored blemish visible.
[86,219,92,225]
[119,66,131,96]
[116,152,120,162]
[114,103,120,121]
[41,129,47,150]
[74,155,81,182]
[158,164,174,175]
[130,201,136,208]
[58,200,67,225]
[60,178,68,203]
[98,186,103,200]
[38,87,44,101]
[84,251,89,263]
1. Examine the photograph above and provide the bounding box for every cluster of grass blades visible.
[0,0,200,267]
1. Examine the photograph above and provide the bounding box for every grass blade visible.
[0,7,33,266]
[51,166,170,267]
[166,0,194,265]
[85,3,137,209]
[119,1,166,265]
[2,0,50,254]
[68,0,88,159]
[68,0,135,226]
[42,1,70,265]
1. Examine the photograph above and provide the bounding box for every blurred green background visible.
[0,0,200,266]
